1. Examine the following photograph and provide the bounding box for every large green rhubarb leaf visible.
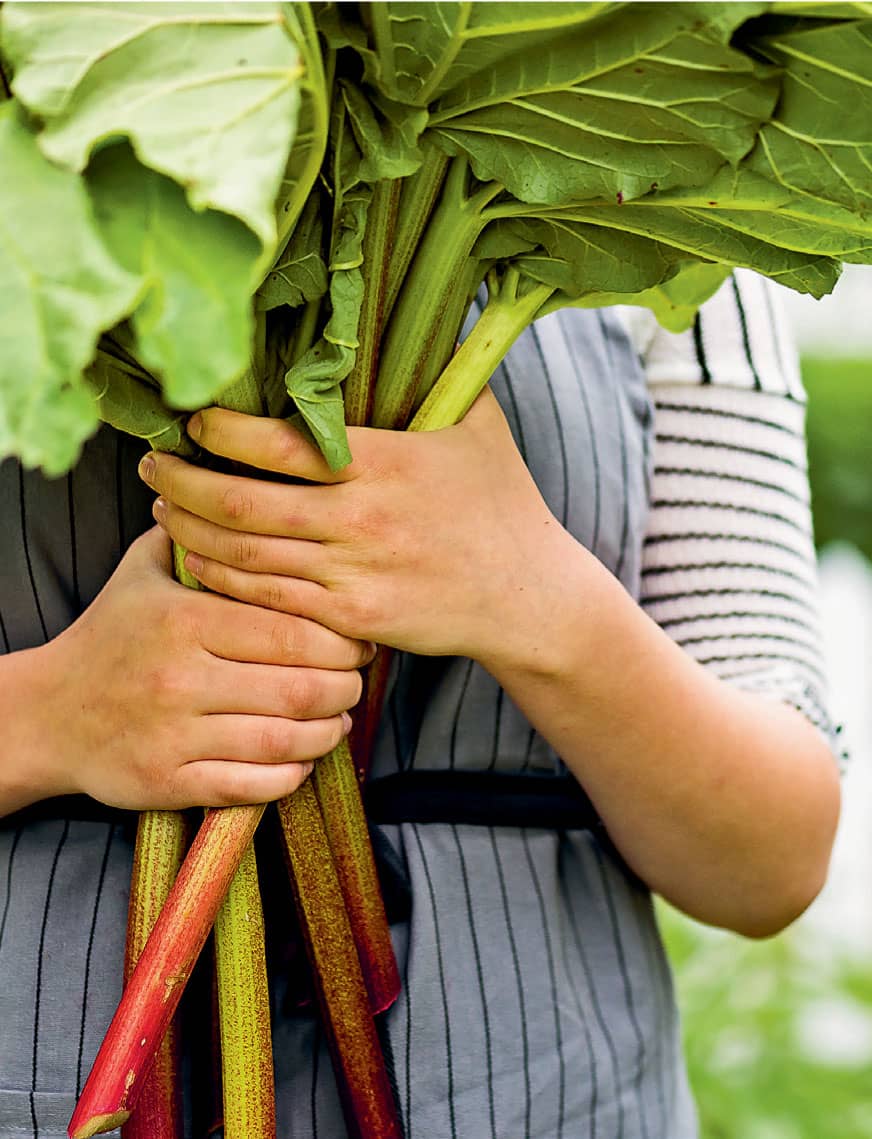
[0,103,141,474]
[86,145,260,408]
[743,13,872,215]
[2,1,302,260]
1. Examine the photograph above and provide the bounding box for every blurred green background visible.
[659,275,872,1139]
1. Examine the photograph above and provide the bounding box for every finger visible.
[196,598,374,670]
[185,555,334,625]
[139,452,335,539]
[187,408,347,484]
[195,712,349,766]
[202,662,362,720]
[171,759,316,808]
[154,498,326,582]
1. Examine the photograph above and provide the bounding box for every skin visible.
[0,527,373,815]
[138,389,841,939]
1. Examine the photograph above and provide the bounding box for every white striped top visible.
[624,270,843,764]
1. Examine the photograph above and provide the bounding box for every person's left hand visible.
[139,388,578,672]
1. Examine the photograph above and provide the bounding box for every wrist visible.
[475,526,610,686]
[0,642,79,815]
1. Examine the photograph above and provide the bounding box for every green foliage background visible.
[662,351,872,1138]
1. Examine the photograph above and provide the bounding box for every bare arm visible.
[143,392,839,937]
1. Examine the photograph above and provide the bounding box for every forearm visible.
[0,645,73,816]
[482,530,841,939]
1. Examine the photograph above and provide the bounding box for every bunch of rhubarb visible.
[1,2,871,1135]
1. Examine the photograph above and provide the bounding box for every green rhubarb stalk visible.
[277,783,402,1139]
[70,805,266,1139]
[121,810,190,1139]
[343,177,401,427]
[213,835,275,1139]
[311,739,399,1013]
[410,269,556,433]
[373,157,500,428]
[382,144,449,322]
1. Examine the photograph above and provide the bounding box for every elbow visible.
[733,861,831,940]
[731,771,842,941]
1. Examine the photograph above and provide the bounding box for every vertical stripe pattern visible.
[0,278,833,1137]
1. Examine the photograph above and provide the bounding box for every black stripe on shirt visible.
[31,821,70,1136]
[643,532,809,563]
[522,831,566,1138]
[643,586,808,608]
[531,323,570,529]
[642,560,814,590]
[650,499,808,538]
[452,825,496,1139]
[653,466,808,507]
[489,827,531,1136]
[19,466,48,643]
[559,315,602,555]
[76,824,116,1095]
[654,435,804,472]
[658,609,820,640]
[0,826,23,951]
[409,824,457,1139]
[653,402,803,440]
[731,274,763,391]
[692,311,713,384]
[590,838,650,1139]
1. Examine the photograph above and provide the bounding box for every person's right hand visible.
[15,527,370,811]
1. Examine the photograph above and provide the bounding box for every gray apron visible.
[0,307,697,1138]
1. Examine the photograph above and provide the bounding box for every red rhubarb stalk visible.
[121,810,190,1139]
[213,834,275,1138]
[277,784,402,1139]
[349,645,393,781]
[310,739,399,1014]
[69,804,266,1139]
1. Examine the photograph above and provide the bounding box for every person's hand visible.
[139,388,581,673]
[28,527,370,810]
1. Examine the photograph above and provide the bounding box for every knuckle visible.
[269,616,303,663]
[144,663,188,704]
[274,424,305,470]
[255,577,287,611]
[207,770,249,808]
[228,531,259,568]
[258,721,295,763]
[219,484,252,524]
[282,671,316,717]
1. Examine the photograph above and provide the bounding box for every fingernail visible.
[152,497,167,522]
[365,641,378,660]
[187,412,202,441]
[138,454,156,483]
[301,761,315,780]
[341,711,353,734]
[185,552,204,575]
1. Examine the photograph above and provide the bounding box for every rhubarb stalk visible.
[120,810,190,1139]
[69,804,265,1139]
[277,784,402,1138]
[311,739,399,1013]
[213,835,275,1138]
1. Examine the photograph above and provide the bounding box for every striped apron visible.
[0,306,698,1138]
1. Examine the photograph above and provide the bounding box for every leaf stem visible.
[70,806,266,1139]
[311,740,400,1013]
[382,144,450,320]
[374,157,494,428]
[343,178,401,426]
[277,784,402,1139]
[410,270,555,432]
[213,838,274,1139]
